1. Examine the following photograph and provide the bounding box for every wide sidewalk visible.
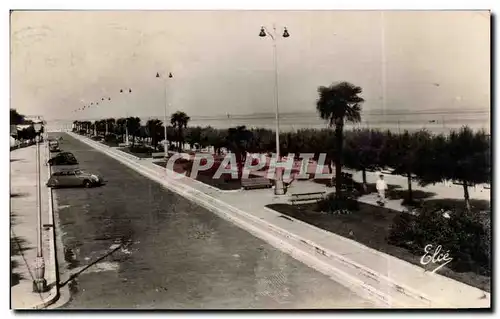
[10,143,58,309]
[71,132,491,308]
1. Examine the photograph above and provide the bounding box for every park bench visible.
[290,191,326,205]
[152,152,166,159]
[118,143,127,147]
[241,177,272,190]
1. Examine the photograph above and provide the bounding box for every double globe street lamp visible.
[259,25,290,195]
[119,88,132,145]
[156,72,173,158]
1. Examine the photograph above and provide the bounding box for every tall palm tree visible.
[170,111,190,152]
[316,82,364,198]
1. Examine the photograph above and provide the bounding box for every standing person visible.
[376,173,388,205]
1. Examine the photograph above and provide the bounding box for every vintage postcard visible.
[10,10,491,310]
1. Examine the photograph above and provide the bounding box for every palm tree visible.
[170,111,190,152]
[226,126,253,180]
[316,82,364,198]
[146,119,163,150]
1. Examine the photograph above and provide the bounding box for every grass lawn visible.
[117,147,153,159]
[267,200,490,292]
[154,160,266,191]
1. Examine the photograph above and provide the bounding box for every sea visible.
[46,108,491,135]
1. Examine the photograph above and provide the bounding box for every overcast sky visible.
[10,10,490,120]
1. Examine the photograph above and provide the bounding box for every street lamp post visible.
[259,25,290,195]
[120,89,132,145]
[156,72,173,158]
[32,119,47,293]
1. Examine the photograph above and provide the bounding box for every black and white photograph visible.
[9,8,491,310]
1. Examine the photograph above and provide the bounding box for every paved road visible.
[50,132,374,309]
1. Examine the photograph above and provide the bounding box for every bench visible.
[152,152,166,159]
[118,143,127,147]
[241,177,272,190]
[290,192,326,205]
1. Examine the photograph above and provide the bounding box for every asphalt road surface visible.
[50,132,375,309]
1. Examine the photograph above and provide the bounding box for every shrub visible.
[104,134,118,143]
[388,204,490,275]
[129,145,152,154]
[318,193,359,214]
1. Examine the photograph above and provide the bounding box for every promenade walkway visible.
[70,132,491,308]
[10,143,58,309]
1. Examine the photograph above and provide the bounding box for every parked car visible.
[46,169,105,188]
[49,140,60,152]
[47,152,78,166]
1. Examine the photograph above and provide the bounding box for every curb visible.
[68,132,490,308]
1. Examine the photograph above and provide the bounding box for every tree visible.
[170,111,190,152]
[146,119,163,150]
[126,117,141,147]
[413,132,450,186]
[10,109,25,125]
[95,120,106,135]
[202,126,227,155]
[185,126,203,150]
[344,129,384,192]
[444,127,490,211]
[316,82,364,198]
[226,126,253,180]
[390,130,433,204]
[105,118,116,135]
[116,118,127,142]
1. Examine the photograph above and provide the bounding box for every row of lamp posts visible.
[72,24,289,195]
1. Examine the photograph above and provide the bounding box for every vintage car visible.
[46,169,105,188]
[47,152,78,166]
[49,140,60,152]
